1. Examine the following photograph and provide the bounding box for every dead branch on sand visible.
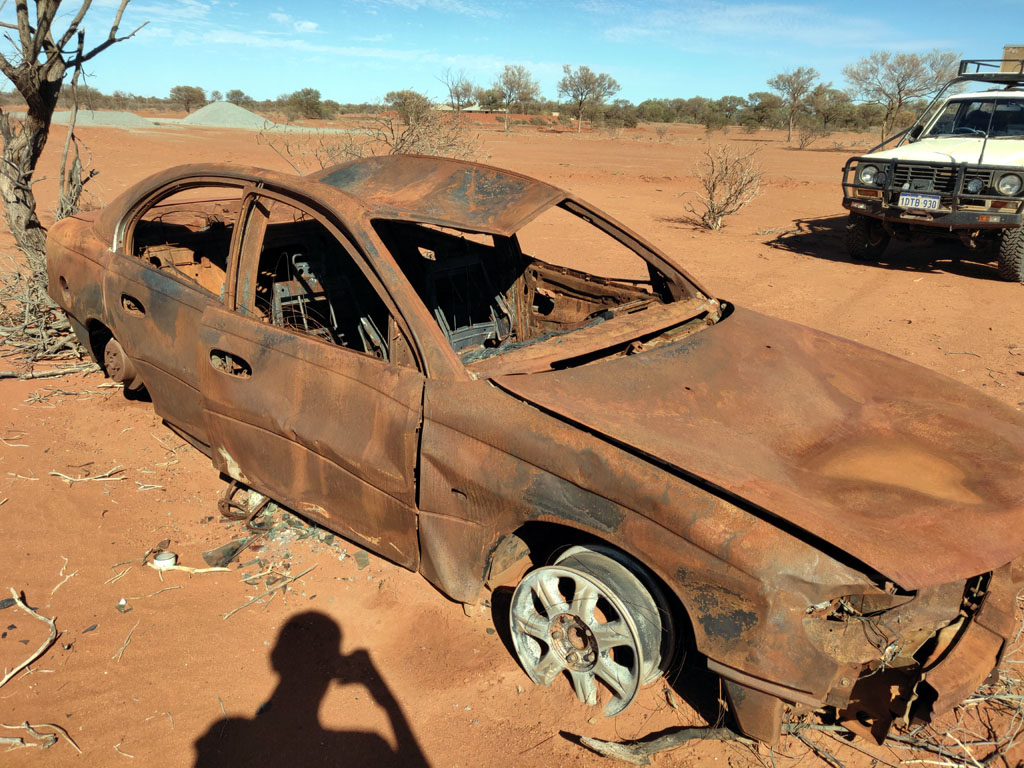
[0,589,58,690]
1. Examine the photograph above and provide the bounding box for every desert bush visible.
[258,102,477,174]
[684,145,762,230]
[528,116,547,126]
[654,125,669,142]
[796,125,831,149]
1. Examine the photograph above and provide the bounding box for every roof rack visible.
[956,59,1024,85]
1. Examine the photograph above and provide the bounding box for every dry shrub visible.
[796,125,831,150]
[685,145,763,230]
[258,108,477,175]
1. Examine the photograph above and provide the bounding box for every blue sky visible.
[9,0,1022,104]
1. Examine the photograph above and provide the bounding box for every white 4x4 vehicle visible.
[842,59,1024,283]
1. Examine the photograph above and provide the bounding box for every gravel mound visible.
[49,109,155,127]
[183,101,275,130]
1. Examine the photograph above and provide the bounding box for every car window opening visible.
[250,199,413,366]
[130,185,243,298]
[373,206,675,363]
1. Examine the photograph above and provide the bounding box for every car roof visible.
[950,89,1024,101]
[93,156,568,245]
[310,155,565,236]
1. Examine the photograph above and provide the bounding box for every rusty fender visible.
[417,378,887,701]
[46,215,110,357]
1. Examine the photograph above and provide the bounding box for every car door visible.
[198,191,424,568]
[103,181,245,447]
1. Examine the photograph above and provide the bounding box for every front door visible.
[199,192,424,568]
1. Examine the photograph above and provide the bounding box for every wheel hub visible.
[550,613,597,671]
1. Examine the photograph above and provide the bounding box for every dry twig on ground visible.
[222,565,317,620]
[0,721,81,754]
[0,589,58,690]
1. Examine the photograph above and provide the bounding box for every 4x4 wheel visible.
[845,212,890,261]
[996,227,1024,284]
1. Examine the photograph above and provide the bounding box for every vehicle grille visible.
[891,163,995,193]
[892,164,956,193]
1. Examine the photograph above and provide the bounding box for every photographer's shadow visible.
[193,611,429,768]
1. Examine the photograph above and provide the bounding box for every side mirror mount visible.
[909,124,924,140]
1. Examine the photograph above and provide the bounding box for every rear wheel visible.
[845,212,890,261]
[995,227,1024,283]
[508,546,673,716]
[103,338,145,391]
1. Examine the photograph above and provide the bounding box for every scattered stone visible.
[0,598,15,610]
[115,599,132,614]
[83,624,97,634]
[354,550,370,570]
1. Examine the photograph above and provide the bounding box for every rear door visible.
[103,182,245,445]
[199,191,424,568]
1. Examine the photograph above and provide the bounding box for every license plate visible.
[898,192,940,211]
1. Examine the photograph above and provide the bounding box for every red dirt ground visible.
[1,120,1021,767]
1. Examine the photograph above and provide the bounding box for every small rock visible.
[83,623,98,634]
[354,550,370,570]
[485,628,496,635]
[116,598,132,613]
[0,598,15,610]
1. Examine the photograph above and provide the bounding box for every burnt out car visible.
[47,156,1024,744]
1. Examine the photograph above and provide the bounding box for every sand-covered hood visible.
[495,308,1024,589]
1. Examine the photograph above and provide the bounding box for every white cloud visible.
[129,0,212,22]
[267,12,318,34]
[602,2,894,50]
[353,0,500,20]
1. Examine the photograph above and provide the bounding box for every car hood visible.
[866,137,1024,166]
[494,307,1024,589]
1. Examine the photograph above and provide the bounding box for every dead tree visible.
[0,1,143,282]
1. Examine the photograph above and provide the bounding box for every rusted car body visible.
[46,156,1024,744]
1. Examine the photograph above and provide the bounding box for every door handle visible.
[209,349,252,378]
[121,294,145,316]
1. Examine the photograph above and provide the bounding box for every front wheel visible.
[995,227,1024,284]
[508,547,673,716]
[845,212,890,261]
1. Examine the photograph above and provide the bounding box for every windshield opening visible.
[372,204,688,365]
[924,98,1024,139]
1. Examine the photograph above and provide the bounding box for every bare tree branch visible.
[54,0,94,52]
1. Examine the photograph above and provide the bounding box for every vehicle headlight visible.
[965,178,985,195]
[857,164,880,185]
[997,173,1023,196]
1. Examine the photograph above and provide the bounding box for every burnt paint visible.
[521,471,626,534]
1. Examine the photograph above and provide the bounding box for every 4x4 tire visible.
[845,212,890,261]
[996,227,1024,284]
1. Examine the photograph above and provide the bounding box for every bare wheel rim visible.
[509,553,661,716]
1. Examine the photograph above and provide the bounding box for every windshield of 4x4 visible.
[925,98,1024,139]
